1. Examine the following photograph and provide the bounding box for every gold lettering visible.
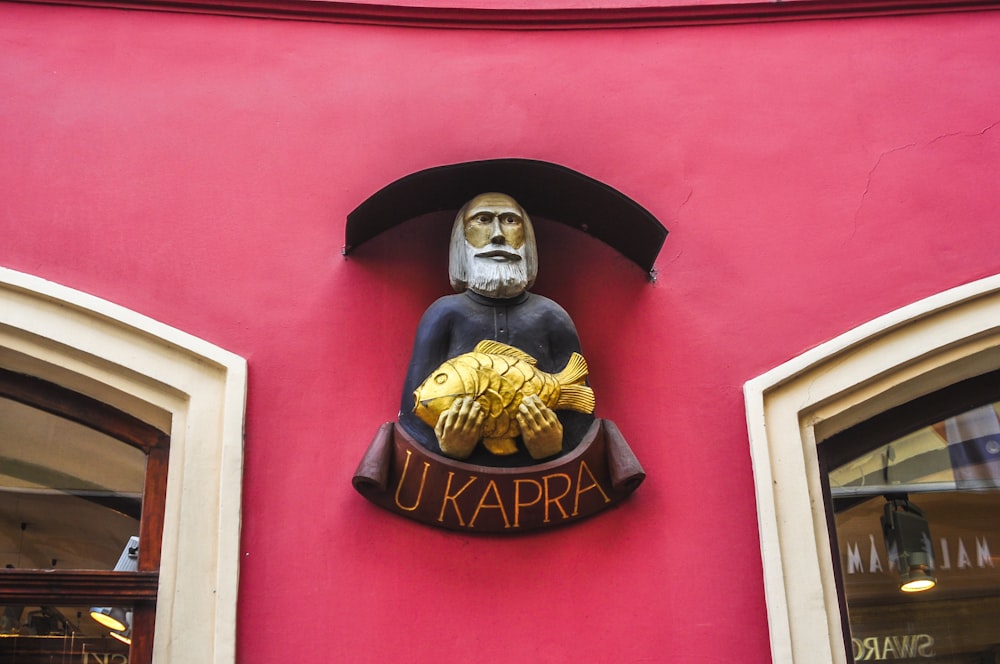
[469,480,511,529]
[852,634,936,660]
[916,634,935,657]
[892,635,918,658]
[512,479,543,528]
[542,473,572,522]
[861,636,879,660]
[572,460,612,516]
[438,473,478,526]
[80,655,127,664]
[393,450,430,512]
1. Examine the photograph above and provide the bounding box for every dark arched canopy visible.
[344,159,667,275]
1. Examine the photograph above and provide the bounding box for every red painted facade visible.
[2,2,999,661]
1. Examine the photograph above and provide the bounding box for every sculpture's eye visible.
[434,373,448,384]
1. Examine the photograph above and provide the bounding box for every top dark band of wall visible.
[16,0,1000,31]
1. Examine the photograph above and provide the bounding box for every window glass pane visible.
[0,398,144,571]
[830,402,1000,493]
[830,400,1000,662]
[0,603,132,661]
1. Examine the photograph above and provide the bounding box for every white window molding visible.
[744,273,1000,663]
[0,267,247,664]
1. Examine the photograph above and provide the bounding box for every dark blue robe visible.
[399,290,594,466]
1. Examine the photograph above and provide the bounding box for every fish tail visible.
[556,384,595,414]
[554,352,589,386]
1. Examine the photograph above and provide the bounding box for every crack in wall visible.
[927,118,1000,146]
[678,187,694,210]
[852,142,916,239]
[850,119,1000,241]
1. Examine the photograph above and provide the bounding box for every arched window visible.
[1,369,168,663]
[0,267,246,663]
[745,274,1000,662]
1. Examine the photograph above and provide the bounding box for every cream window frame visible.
[744,273,1000,663]
[0,267,246,664]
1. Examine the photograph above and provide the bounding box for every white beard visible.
[465,242,529,299]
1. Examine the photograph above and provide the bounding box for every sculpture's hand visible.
[517,395,563,460]
[435,397,485,460]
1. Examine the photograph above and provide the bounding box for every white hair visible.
[448,193,538,294]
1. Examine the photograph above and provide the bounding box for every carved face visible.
[449,192,535,298]
[462,193,526,252]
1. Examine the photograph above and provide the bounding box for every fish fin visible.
[482,388,505,417]
[556,384,596,414]
[483,437,519,456]
[474,340,537,365]
[554,352,589,386]
[450,359,480,397]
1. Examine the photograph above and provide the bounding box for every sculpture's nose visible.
[489,219,505,245]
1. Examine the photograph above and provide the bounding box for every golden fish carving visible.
[413,340,596,456]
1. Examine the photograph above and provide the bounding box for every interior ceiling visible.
[0,397,141,572]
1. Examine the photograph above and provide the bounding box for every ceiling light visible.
[881,496,937,593]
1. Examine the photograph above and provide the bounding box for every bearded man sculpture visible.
[398,192,595,466]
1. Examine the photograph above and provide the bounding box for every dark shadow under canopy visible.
[344,159,668,275]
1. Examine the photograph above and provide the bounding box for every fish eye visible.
[434,372,448,384]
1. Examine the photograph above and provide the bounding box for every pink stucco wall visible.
[2,3,999,661]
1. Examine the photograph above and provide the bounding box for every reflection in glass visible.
[830,402,1000,494]
[829,400,1000,662]
[1,397,146,660]
[0,398,144,571]
[0,603,131,660]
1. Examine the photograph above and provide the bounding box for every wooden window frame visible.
[0,368,170,664]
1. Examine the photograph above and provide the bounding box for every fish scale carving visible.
[413,340,595,456]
